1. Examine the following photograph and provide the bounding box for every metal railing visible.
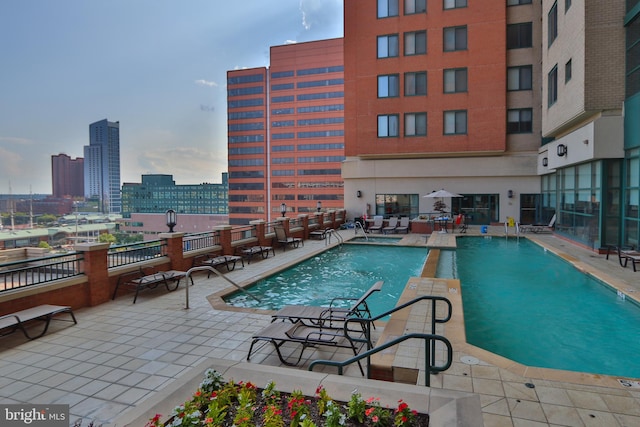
[107,240,168,268]
[230,225,256,243]
[1,252,84,291]
[308,295,453,385]
[183,231,221,252]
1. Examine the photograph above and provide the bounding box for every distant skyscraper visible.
[51,153,84,198]
[84,119,121,213]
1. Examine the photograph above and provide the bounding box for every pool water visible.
[349,236,402,244]
[225,244,427,315]
[439,236,640,378]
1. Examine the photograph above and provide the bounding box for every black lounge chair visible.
[0,305,77,340]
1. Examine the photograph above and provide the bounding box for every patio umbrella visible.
[423,189,463,199]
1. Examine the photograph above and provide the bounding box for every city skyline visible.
[0,0,343,195]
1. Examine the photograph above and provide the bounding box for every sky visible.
[0,0,344,195]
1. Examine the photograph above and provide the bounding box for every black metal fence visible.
[107,241,168,268]
[0,253,84,291]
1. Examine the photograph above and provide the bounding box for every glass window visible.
[507,22,533,49]
[378,114,400,137]
[443,68,467,93]
[378,0,399,17]
[405,113,427,136]
[444,110,467,134]
[548,65,558,107]
[565,59,572,83]
[377,34,399,58]
[507,108,533,133]
[405,71,427,96]
[378,74,400,97]
[443,0,467,9]
[507,65,532,90]
[404,0,426,14]
[565,0,571,12]
[507,0,532,5]
[548,2,558,47]
[443,26,467,51]
[375,194,419,218]
[404,31,427,55]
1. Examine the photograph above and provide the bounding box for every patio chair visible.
[454,214,468,233]
[368,215,384,233]
[613,246,640,271]
[382,217,399,234]
[246,319,368,374]
[274,226,303,251]
[395,217,410,233]
[271,281,383,328]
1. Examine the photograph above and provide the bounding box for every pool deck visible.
[1,227,640,426]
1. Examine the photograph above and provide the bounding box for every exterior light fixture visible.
[356,190,362,198]
[542,157,548,167]
[508,190,514,198]
[166,209,177,232]
[280,203,287,217]
[316,201,322,212]
[557,144,567,157]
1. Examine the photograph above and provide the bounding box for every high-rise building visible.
[51,153,84,198]
[84,119,121,214]
[226,39,344,224]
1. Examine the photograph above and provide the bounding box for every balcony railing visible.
[230,225,256,243]
[107,240,168,268]
[183,231,221,252]
[0,253,84,291]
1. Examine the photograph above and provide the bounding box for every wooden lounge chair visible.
[0,305,77,340]
[368,216,384,233]
[274,226,303,251]
[382,217,399,234]
[246,320,368,374]
[395,217,410,233]
[271,281,383,328]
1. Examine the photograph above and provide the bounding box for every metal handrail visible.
[183,265,260,309]
[354,221,368,239]
[308,333,453,386]
[326,229,343,245]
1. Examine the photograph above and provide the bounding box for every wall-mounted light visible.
[316,201,322,212]
[507,190,514,199]
[356,190,362,198]
[166,209,177,232]
[557,144,567,157]
[280,203,287,217]
[542,157,548,167]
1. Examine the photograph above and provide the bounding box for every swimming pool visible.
[349,236,402,244]
[438,236,640,378]
[225,244,427,314]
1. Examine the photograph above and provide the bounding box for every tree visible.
[98,233,116,245]
[433,200,448,214]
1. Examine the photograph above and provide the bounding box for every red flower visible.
[365,408,374,416]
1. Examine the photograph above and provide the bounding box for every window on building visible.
[507,0,532,5]
[565,0,571,12]
[507,65,532,90]
[444,110,467,134]
[405,71,427,96]
[377,34,399,58]
[405,113,427,136]
[378,0,399,17]
[507,22,533,49]
[404,31,427,55]
[548,2,558,47]
[548,65,558,107]
[565,59,572,83]
[443,26,467,51]
[443,0,467,9]
[404,0,426,14]
[378,114,400,137]
[378,74,400,97]
[443,68,467,93]
[507,108,533,133]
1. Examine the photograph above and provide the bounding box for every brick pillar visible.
[215,225,233,255]
[250,220,268,246]
[75,242,111,306]
[299,214,310,239]
[315,212,324,229]
[159,232,190,271]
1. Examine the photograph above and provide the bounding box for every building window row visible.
[377,69,465,97]
[229,110,264,120]
[297,104,344,113]
[272,120,295,127]
[298,156,345,163]
[229,171,264,179]
[297,79,344,88]
[298,169,342,175]
[228,159,265,167]
[298,143,345,150]
[297,66,344,76]
[228,122,264,132]
[378,0,468,18]
[229,135,264,143]
[507,22,533,49]
[507,108,533,134]
[271,70,294,79]
[227,74,264,85]
[377,27,466,58]
[297,92,344,101]
[377,111,468,137]
[272,83,294,91]
[228,98,263,109]
[228,86,263,97]
[272,95,294,103]
[507,65,533,91]
[272,145,295,152]
[229,146,265,155]
[272,108,295,115]
[297,117,344,126]
[507,0,532,6]
[298,130,344,138]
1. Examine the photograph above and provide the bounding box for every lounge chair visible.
[395,217,410,233]
[611,246,640,271]
[274,226,303,251]
[0,305,77,340]
[246,319,369,374]
[271,280,383,328]
[382,217,398,234]
[520,214,556,234]
[368,216,384,233]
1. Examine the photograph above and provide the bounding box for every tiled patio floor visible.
[1,227,639,426]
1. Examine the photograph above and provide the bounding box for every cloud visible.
[0,146,24,177]
[194,79,218,87]
[299,0,342,32]
[284,40,297,45]
[0,136,32,146]
[131,146,226,185]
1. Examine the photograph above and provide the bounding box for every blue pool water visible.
[225,244,427,314]
[439,236,640,378]
[349,236,402,244]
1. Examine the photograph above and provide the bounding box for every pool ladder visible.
[354,221,369,240]
[326,228,344,246]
